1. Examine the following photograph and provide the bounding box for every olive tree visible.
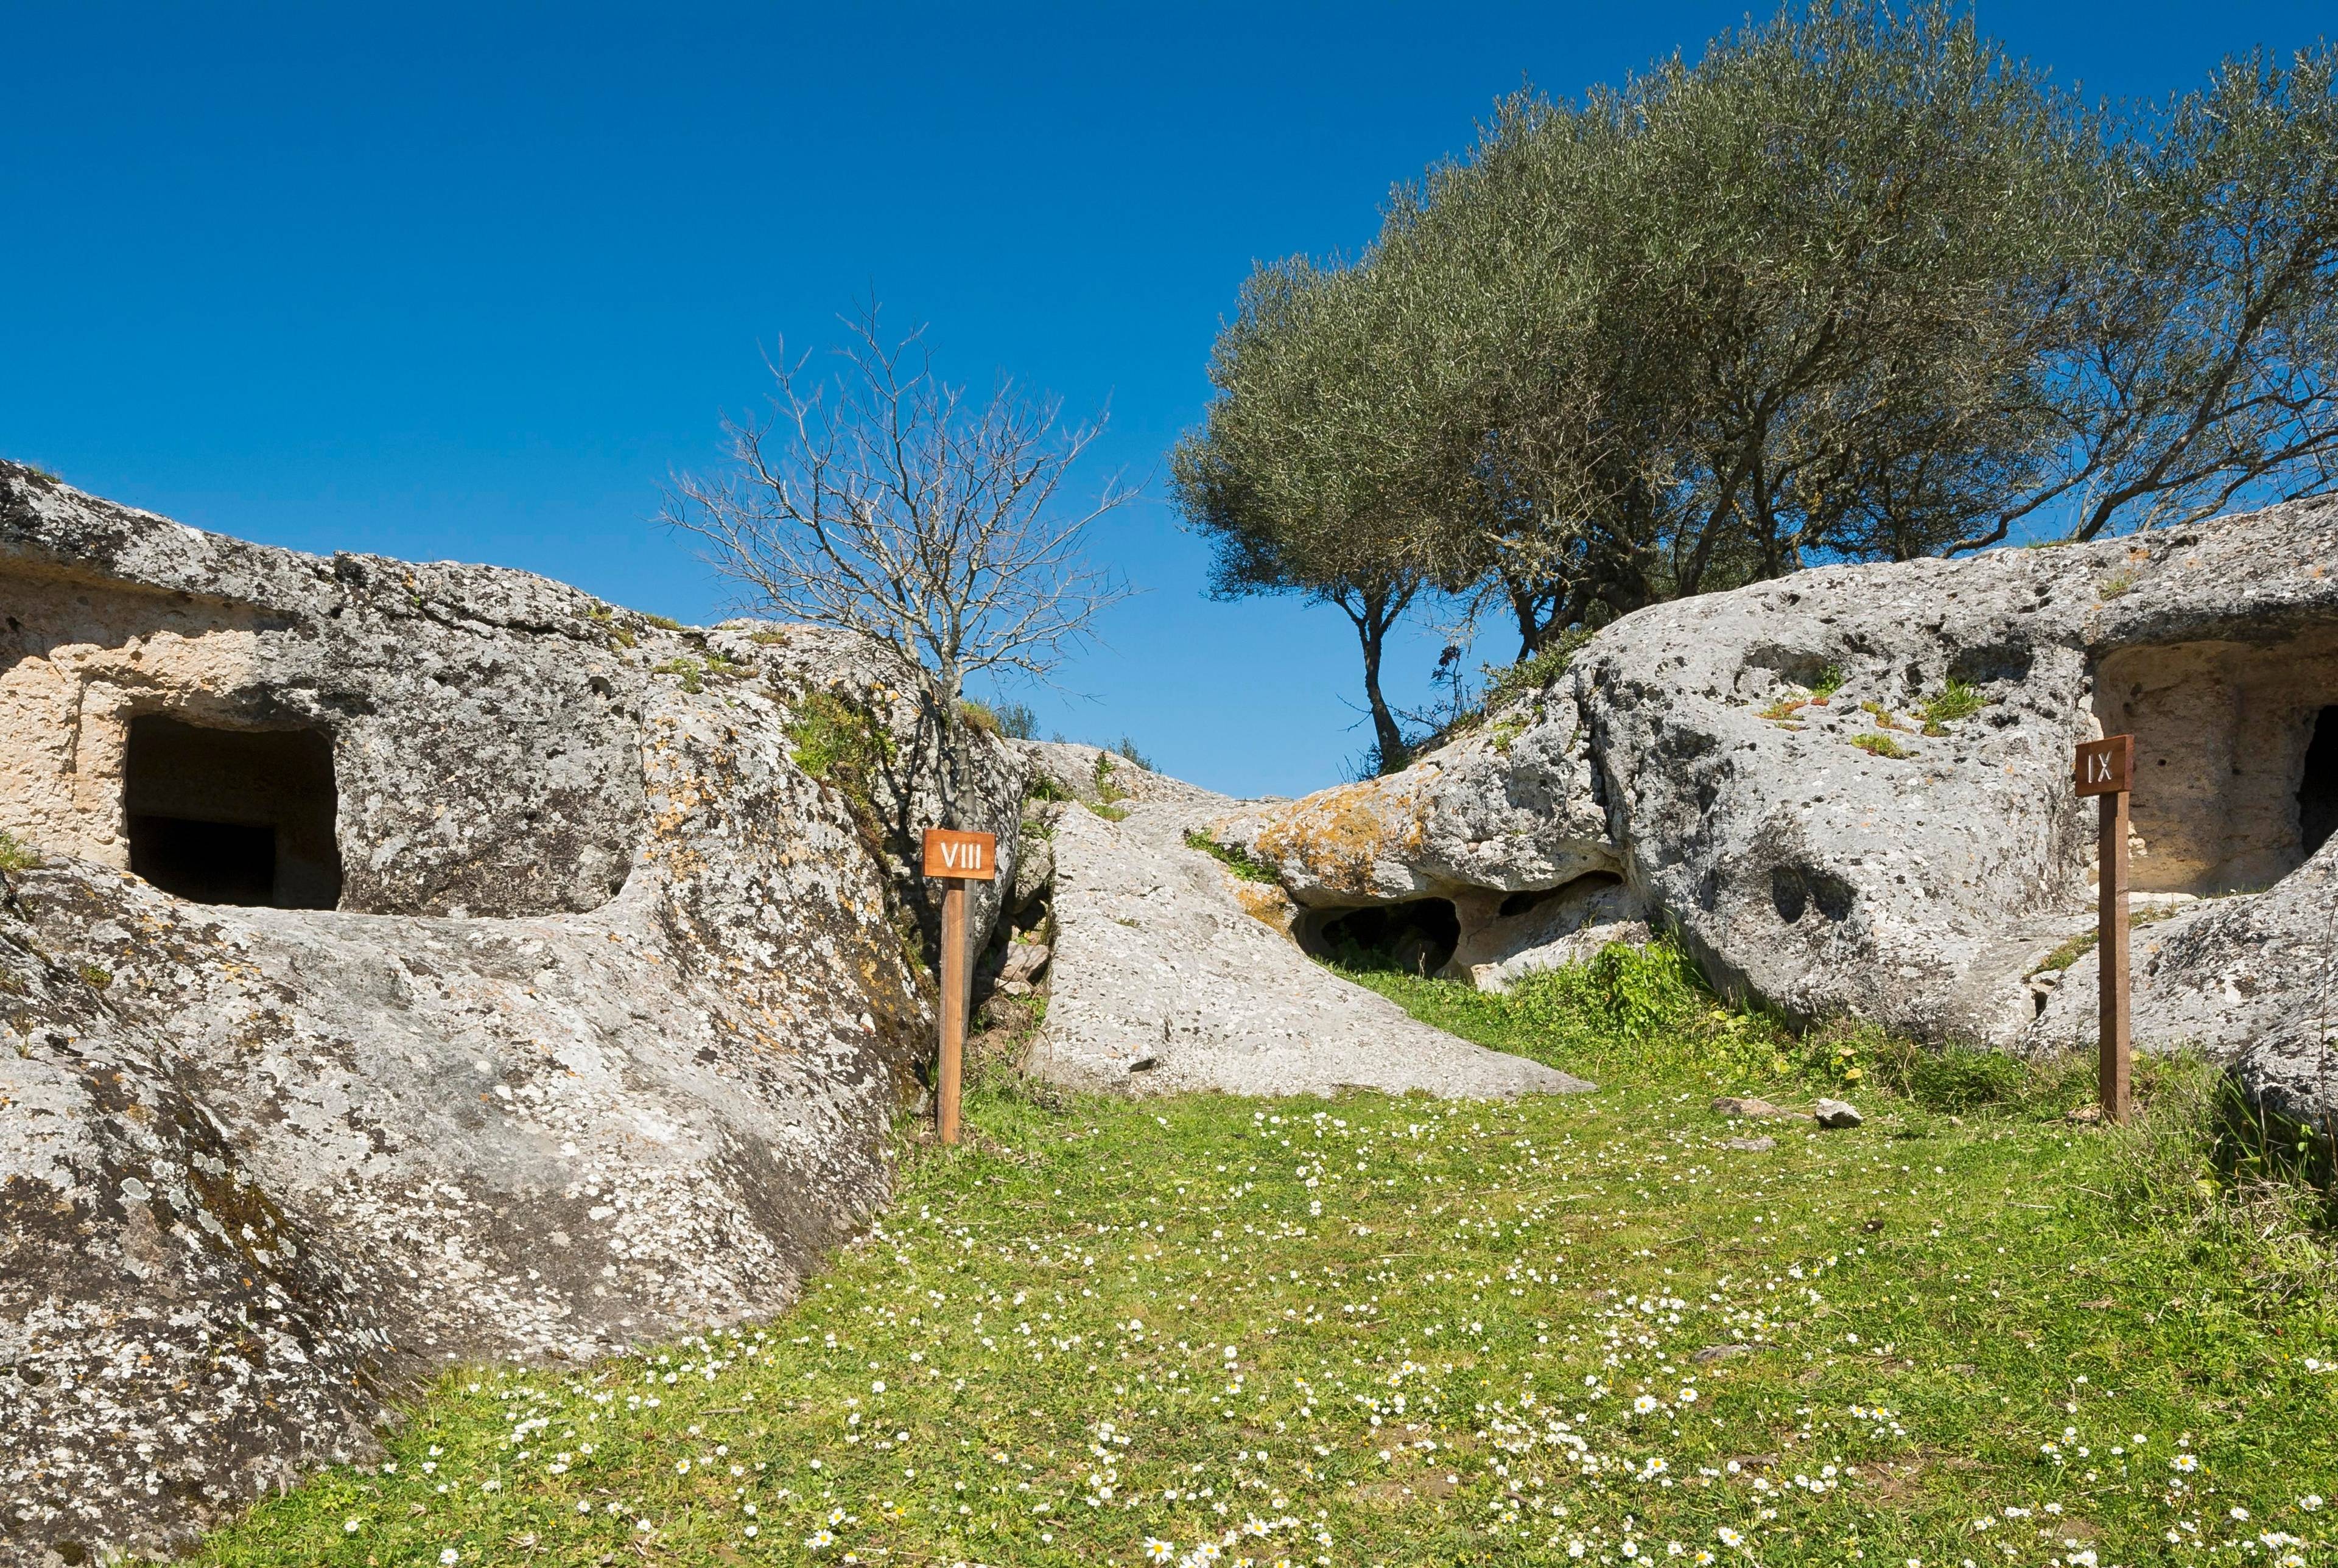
[1171,259,1445,772]
[1176,4,2338,735]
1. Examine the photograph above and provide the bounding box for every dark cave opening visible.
[1299,898,1461,976]
[2301,704,2338,861]
[124,716,343,909]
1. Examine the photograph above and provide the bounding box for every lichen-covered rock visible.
[1230,496,2338,1125]
[1209,698,1618,907]
[1026,798,1593,1100]
[0,462,1024,1563]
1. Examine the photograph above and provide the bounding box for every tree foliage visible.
[1174,3,2338,769]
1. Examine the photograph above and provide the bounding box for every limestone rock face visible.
[0,463,1023,1563]
[1017,738,1227,811]
[1025,798,1593,1100]
[1226,497,2338,1124]
[2032,835,2338,1125]
[1209,693,1618,907]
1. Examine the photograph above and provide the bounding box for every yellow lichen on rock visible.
[1248,772,1430,896]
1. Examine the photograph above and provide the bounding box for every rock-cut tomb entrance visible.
[122,714,343,909]
[2094,624,2338,894]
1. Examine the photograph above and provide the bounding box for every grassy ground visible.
[200,948,2337,1568]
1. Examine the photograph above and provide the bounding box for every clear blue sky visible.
[4,2,2328,797]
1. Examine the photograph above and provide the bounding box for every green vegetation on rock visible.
[1184,830,1282,884]
[0,831,40,874]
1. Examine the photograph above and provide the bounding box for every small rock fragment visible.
[1712,1096,1787,1118]
[1722,1135,1776,1152]
[1691,1343,1756,1363]
[1813,1097,1862,1128]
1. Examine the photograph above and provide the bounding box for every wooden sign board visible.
[2073,734,2133,797]
[922,828,997,882]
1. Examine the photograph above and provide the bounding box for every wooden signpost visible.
[2073,734,2135,1124]
[921,827,996,1145]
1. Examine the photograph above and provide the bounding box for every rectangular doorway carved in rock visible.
[2301,704,2338,861]
[124,716,343,908]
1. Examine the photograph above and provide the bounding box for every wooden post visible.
[921,828,997,1146]
[2074,735,2135,1123]
[938,880,967,1146]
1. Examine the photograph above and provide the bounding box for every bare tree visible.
[662,301,1136,810]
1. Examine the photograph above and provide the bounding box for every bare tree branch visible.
[662,299,1139,805]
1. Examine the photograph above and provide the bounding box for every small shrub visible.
[748,629,790,646]
[1481,632,1591,710]
[1852,732,1908,759]
[1184,830,1279,883]
[1026,774,1070,804]
[641,612,684,632]
[1105,736,1155,773]
[994,702,1041,741]
[0,832,40,874]
[787,690,895,789]
[1509,939,1713,1046]
[78,963,111,990]
[1808,663,1846,699]
[2098,568,2141,600]
[1092,752,1129,807]
[1084,800,1129,822]
[1434,630,1594,745]
[958,699,1002,737]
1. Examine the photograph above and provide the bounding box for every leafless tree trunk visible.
[661,300,1137,817]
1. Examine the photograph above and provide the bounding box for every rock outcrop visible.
[2034,835,2338,1124]
[1214,497,2338,1126]
[0,463,1023,1563]
[1025,796,1593,1099]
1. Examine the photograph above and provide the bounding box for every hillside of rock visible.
[1212,497,2338,1128]
[1024,791,1593,1099]
[0,463,1023,1563]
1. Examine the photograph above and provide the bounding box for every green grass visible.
[198,948,2337,1568]
[0,830,39,874]
[1917,680,1986,731]
[1187,830,1283,884]
[1850,732,1909,760]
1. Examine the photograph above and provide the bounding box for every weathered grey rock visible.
[1713,1096,1791,1119]
[1008,816,1056,914]
[1722,1136,1778,1152]
[2033,835,2338,1127]
[1233,496,2338,1126]
[0,463,1024,1563]
[1000,940,1051,984]
[1208,697,1619,908]
[1025,799,1594,1100]
[1018,739,1227,811]
[1812,1098,1863,1129]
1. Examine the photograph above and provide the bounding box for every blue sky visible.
[4,2,2329,797]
